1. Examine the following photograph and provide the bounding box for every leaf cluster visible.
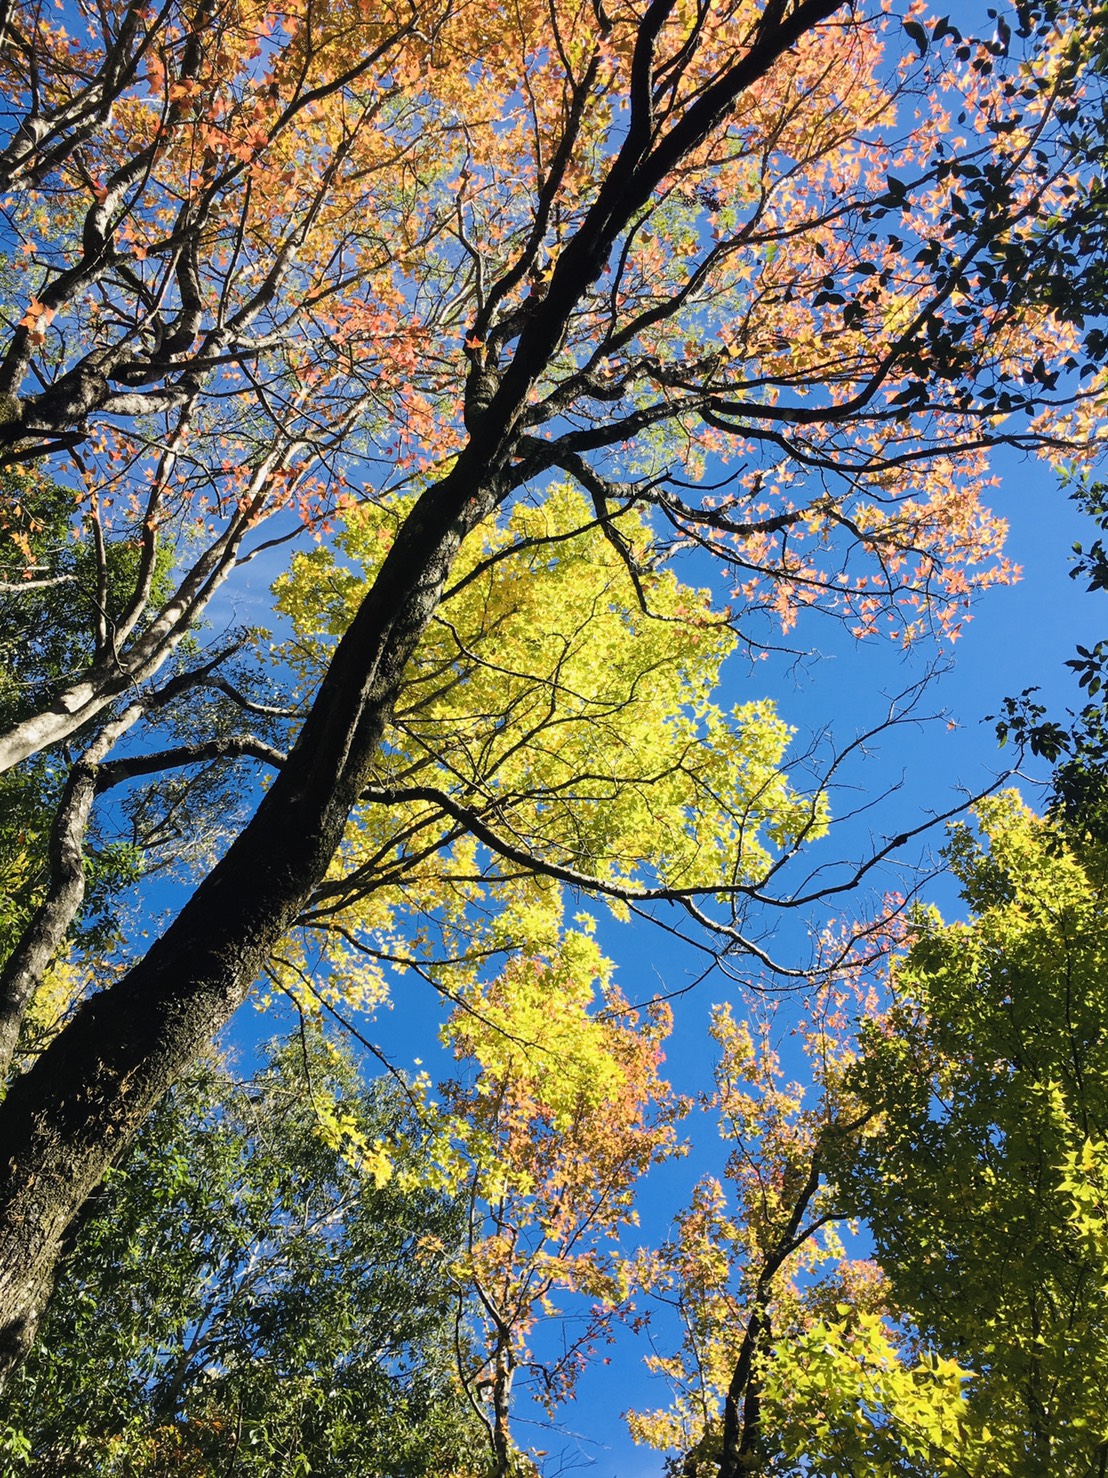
[836,794,1108,1476]
[0,1032,484,1477]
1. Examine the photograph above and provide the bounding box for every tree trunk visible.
[0,0,848,1375]
[0,461,498,1374]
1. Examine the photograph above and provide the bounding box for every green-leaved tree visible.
[0,1034,484,1477]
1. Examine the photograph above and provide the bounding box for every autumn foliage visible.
[0,0,1107,1471]
[0,0,1100,768]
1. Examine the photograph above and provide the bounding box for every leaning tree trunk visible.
[0,0,846,1373]
[0,459,499,1373]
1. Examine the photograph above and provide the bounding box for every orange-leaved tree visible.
[427,954,683,1476]
[625,963,976,1478]
[0,0,1105,1377]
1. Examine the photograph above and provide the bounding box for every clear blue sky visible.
[215,444,1099,1476]
[513,449,1101,1475]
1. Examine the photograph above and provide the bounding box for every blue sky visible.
[108,0,1105,1461]
[212,441,1099,1477]
[553,450,1099,1474]
[1,0,1101,1464]
[479,455,1104,1475]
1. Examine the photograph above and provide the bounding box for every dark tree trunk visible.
[0,0,846,1377]
[0,461,499,1372]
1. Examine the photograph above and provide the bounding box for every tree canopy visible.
[839,793,1108,1476]
[0,0,1107,1471]
[2,1034,484,1476]
[624,792,1108,1478]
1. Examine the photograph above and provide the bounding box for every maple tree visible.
[270,495,797,1470]
[625,983,921,1478]
[266,485,823,1015]
[0,0,1106,1395]
[432,963,683,1476]
[632,791,1108,1478]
